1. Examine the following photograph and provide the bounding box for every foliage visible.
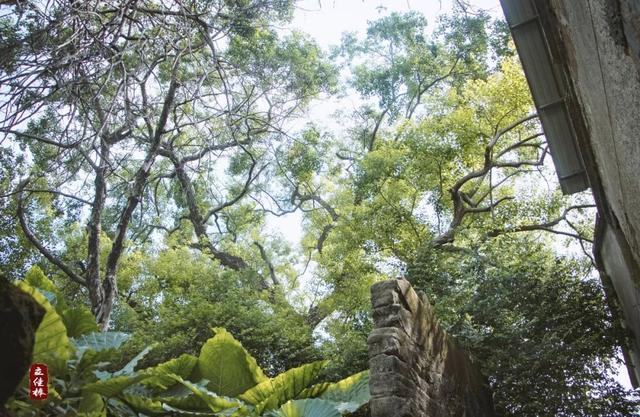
[409,235,640,416]
[296,9,632,417]
[115,247,319,376]
[7,278,369,417]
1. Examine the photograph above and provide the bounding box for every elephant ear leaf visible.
[94,344,156,380]
[268,399,341,417]
[240,361,327,412]
[24,266,57,295]
[73,331,130,352]
[142,353,198,390]
[61,306,99,338]
[113,344,156,377]
[83,373,150,398]
[16,281,73,376]
[318,371,370,414]
[193,327,267,397]
[163,373,247,414]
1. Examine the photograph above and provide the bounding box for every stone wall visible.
[368,279,495,417]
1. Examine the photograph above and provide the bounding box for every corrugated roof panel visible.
[538,105,590,194]
[500,0,589,194]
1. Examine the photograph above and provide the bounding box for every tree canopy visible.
[1,2,637,416]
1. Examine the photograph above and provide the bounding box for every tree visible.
[115,246,320,376]
[294,9,632,414]
[3,3,635,415]
[297,10,595,356]
[409,235,639,416]
[0,0,334,329]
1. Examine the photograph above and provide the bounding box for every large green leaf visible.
[73,331,130,353]
[164,373,247,414]
[61,306,99,338]
[121,393,165,415]
[77,390,106,416]
[15,281,72,375]
[24,266,57,295]
[161,403,218,416]
[194,328,267,397]
[143,354,199,390]
[93,344,155,381]
[161,394,211,413]
[240,361,327,412]
[83,374,149,397]
[110,344,156,377]
[76,348,121,378]
[267,399,341,417]
[318,371,370,413]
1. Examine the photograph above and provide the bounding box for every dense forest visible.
[1,0,638,416]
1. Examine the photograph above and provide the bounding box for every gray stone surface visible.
[551,0,640,271]
[534,0,640,385]
[368,279,495,417]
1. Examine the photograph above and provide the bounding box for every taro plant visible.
[7,271,370,416]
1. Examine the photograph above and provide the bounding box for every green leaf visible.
[61,306,99,338]
[121,393,165,415]
[77,390,106,415]
[240,361,327,412]
[163,374,247,414]
[24,266,57,294]
[194,327,267,397]
[267,399,342,417]
[161,403,218,416]
[76,348,120,377]
[161,394,211,413]
[112,344,156,377]
[143,354,198,390]
[76,412,108,417]
[83,374,149,397]
[297,371,371,414]
[73,331,130,353]
[318,371,370,413]
[15,281,72,375]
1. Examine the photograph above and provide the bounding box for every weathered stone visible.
[372,303,414,335]
[368,278,495,417]
[371,281,402,308]
[367,327,414,362]
[0,281,45,408]
[370,395,425,417]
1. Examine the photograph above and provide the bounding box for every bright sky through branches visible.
[267,0,502,246]
[292,0,502,47]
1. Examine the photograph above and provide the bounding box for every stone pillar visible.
[368,279,495,417]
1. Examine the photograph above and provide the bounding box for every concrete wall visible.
[547,0,640,271]
[368,279,495,417]
[536,0,640,382]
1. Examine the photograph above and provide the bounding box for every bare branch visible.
[15,180,87,287]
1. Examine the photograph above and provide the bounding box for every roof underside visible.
[500,0,590,195]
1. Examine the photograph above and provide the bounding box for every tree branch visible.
[15,180,87,287]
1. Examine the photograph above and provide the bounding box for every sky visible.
[292,0,502,46]
[265,0,635,390]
